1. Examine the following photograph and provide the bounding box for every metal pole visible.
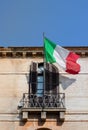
[43,32,45,97]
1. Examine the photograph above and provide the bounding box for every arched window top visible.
[37,128,51,130]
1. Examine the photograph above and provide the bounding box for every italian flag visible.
[44,37,80,74]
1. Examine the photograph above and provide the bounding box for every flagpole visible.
[43,32,45,97]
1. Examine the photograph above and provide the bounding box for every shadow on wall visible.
[19,114,64,127]
[60,75,76,90]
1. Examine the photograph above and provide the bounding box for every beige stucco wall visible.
[0,57,88,130]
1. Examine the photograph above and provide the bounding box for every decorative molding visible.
[0,47,88,58]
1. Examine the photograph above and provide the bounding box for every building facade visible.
[0,46,88,130]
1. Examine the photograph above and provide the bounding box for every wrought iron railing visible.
[19,93,65,110]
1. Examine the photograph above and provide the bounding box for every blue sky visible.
[0,0,88,47]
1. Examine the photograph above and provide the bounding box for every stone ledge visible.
[0,113,88,121]
[0,47,88,58]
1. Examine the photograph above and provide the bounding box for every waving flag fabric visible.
[44,37,80,74]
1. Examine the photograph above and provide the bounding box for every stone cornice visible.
[0,46,88,58]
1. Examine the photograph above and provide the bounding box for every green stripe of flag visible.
[44,37,56,63]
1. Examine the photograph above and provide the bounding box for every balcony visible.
[18,93,66,120]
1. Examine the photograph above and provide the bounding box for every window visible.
[36,63,44,97]
[29,62,59,96]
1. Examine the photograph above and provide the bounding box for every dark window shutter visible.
[30,62,37,94]
[44,63,50,93]
[45,63,59,94]
[51,64,59,94]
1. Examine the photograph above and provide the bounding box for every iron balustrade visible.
[19,93,65,110]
